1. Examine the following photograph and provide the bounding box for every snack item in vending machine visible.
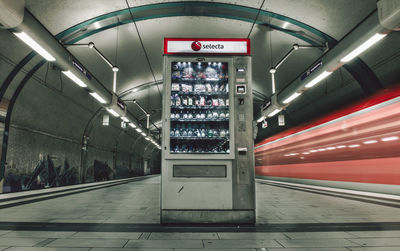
[219,83,225,92]
[219,112,225,119]
[174,128,180,137]
[213,83,219,92]
[207,110,213,119]
[225,83,229,92]
[182,67,194,79]
[175,112,180,119]
[170,113,175,119]
[194,96,200,106]
[170,130,174,137]
[194,84,206,92]
[188,96,193,106]
[218,98,225,106]
[220,129,226,137]
[188,111,193,119]
[226,98,229,106]
[200,96,206,106]
[200,112,206,119]
[175,95,181,106]
[206,83,212,92]
[196,112,201,119]
[225,111,229,118]
[172,83,180,91]
[170,95,175,106]
[182,96,188,106]
[212,111,219,118]
[183,112,188,119]
[212,98,219,107]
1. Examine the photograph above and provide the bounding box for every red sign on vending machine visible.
[164,38,250,55]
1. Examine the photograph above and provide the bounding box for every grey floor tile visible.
[349,238,400,247]
[0,247,9,251]
[178,249,256,251]
[203,239,282,248]
[276,238,358,248]
[125,240,203,249]
[347,231,400,238]
[4,247,90,251]
[71,231,142,239]
[266,248,348,251]
[218,232,288,240]
[0,237,45,246]
[46,238,128,248]
[0,231,10,237]
[149,232,218,240]
[3,231,76,239]
[349,247,400,251]
[92,249,173,251]
[284,231,355,239]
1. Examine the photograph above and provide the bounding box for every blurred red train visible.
[255,84,400,195]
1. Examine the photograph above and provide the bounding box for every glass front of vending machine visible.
[161,38,255,224]
[168,61,233,157]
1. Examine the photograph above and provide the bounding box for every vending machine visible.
[161,38,255,224]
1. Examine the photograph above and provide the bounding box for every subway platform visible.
[0,175,400,250]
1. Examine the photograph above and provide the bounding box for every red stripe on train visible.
[256,157,400,185]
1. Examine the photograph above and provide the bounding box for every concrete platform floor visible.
[0,175,399,250]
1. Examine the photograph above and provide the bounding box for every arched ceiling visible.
[15,0,398,139]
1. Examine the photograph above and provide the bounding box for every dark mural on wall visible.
[4,154,79,193]
[2,154,131,193]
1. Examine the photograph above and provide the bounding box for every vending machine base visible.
[161,210,255,224]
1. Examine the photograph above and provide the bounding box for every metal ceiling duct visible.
[261,10,393,119]
[0,0,25,29]
[9,10,159,145]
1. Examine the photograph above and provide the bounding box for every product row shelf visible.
[170,136,229,140]
[171,91,229,96]
[171,105,229,110]
[170,118,229,122]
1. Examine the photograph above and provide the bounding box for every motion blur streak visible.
[255,85,400,186]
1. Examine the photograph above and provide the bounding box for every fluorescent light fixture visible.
[13,32,56,61]
[141,132,147,137]
[145,137,150,141]
[381,136,398,142]
[318,148,326,152]
[89,92,106,104]
[106,108,119,117]
[283,92,302,104]
[136,128,142,133]
[310,150,318,153]
[305,71,332,88]
[121,116,130,122]
[341,33,387,63]
[363,140,377,144]
[302,152,310,155]
[326,146,336,150]
[62,70,87,88]
[128,123,136,128]
[336,145,346,149]
[282,22,290,29]
[348,144,360,148]
[268,109,281,117]
[257,116,266,123]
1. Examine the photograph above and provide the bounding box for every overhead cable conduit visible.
[8,9,160,148]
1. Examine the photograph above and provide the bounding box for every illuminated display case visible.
[170,61,230,154]
[164,57,235,160]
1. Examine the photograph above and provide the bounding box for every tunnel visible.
[0,0,400,250]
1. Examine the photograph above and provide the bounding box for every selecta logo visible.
[191,41,202,51]
[191,41,226,51]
